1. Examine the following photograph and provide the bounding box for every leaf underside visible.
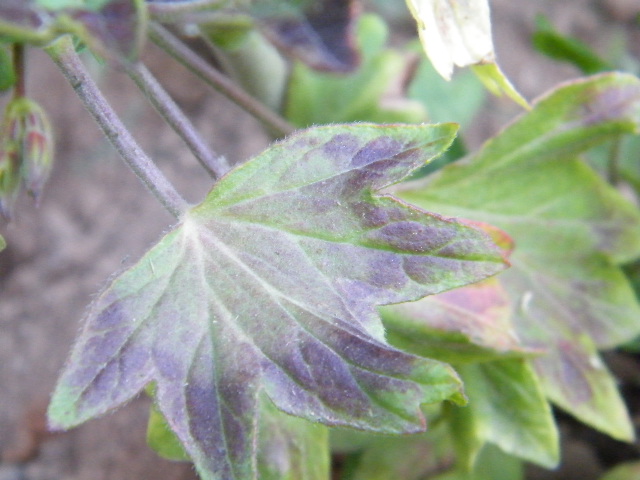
[48,124,507,480]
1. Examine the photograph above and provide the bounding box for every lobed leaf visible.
[396,73,640,441]
[48,124,508,480]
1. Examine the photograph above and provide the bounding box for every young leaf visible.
[447,360,559,469]
[532,15,612,75]
[397,73,640,441]
[48,124,507,480]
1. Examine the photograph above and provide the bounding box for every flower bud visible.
[3,97,54,203]
[0,143,21,220]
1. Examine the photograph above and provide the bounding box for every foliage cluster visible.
[1,1,640,479]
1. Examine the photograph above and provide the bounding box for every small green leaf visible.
[397,73,640,441]
[448,360,559,469]
[257,396,329,480]
[599,461,640,480]
[0,234,5,251]
[147,404,190,462]
[532,15,612,74]
[432,444,524,480]
[409,55,486,129]
[471,63,529,109]
[285,14,427,127]
[49,124,507,480]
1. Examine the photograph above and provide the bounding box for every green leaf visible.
[600,461,640,480]
[48,124,508,480]
[147,393,330,480]
[341,432,452,480]
[432,444,524,480]
[471,63,529,109]
[0,234,5,251]
[257,396,329,480]
[409,55,486,129]
[532,15,612,74]
[285,14,427,127]
[397,73,640,441]
[447,360,559,469]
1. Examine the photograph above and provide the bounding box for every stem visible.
[45,36,189,219]
[607,136,621,185]
[125,62,230,179]
[12,44,25,98]
[149,23,295,137]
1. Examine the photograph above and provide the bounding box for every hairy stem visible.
[125,62,230,179]
[149,23,295,137]
[45,36,189,219]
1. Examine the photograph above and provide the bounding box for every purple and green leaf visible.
[285,14,427,128]
[256,0,360,73]
[395,73,640,442]
[48,123,508,480]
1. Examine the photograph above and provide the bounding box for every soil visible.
[0,1,639,479]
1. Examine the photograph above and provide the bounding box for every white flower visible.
[406,0,494,80]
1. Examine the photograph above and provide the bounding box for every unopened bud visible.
[3,97,54,203]
[0,143,21,220]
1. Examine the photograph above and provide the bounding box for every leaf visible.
[148,392,330,480]
[71,0,147,60]
[447,360,559,469]
[532,15,612,75]
[408,54,486,129]
[383,278,533,365]
[257,0,360,73]
[599,461,640,480]
[341,432,452,480]
[432,444,524,480]
[396,73,640,441]
[471,63,529,109]
[285,14,427,128]
[0,0,146,60]
[0,234,5,251]
[256,396,329,480]
[48,124,508,480]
